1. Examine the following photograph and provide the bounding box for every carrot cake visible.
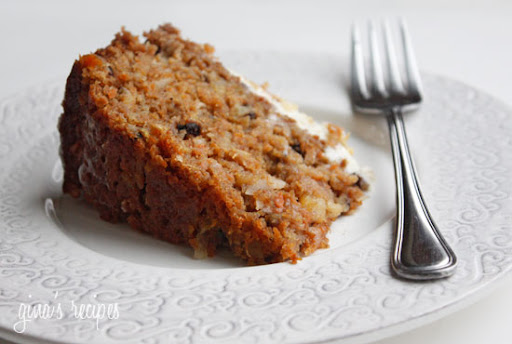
[58,24,368,265]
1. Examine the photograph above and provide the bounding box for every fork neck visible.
[386,106,403,118]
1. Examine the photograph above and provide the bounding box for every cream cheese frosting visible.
[232,71,361,174]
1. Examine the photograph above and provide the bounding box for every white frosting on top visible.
[324,144,360,174]
[238,78,329,141]
[230,70,360,173]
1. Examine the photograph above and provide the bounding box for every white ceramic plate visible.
[1,51,511,344]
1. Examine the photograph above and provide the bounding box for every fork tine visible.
[383,20,405,95]
[368,21,387,97]
[399,18,423,96]
[351,24,370,100]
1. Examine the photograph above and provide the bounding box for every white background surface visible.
[1,0,511,343]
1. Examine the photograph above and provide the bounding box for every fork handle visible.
[387,108,457,280]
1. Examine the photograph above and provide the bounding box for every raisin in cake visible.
[58,24,368,265]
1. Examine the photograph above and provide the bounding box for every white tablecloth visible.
[1,0,511,343]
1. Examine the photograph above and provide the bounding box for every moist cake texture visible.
[58,24,368,265]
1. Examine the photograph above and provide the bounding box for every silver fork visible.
[350,19,457,280]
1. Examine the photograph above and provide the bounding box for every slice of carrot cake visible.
[58,24,368,265]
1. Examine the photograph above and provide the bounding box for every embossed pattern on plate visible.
[1,52,512,344]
